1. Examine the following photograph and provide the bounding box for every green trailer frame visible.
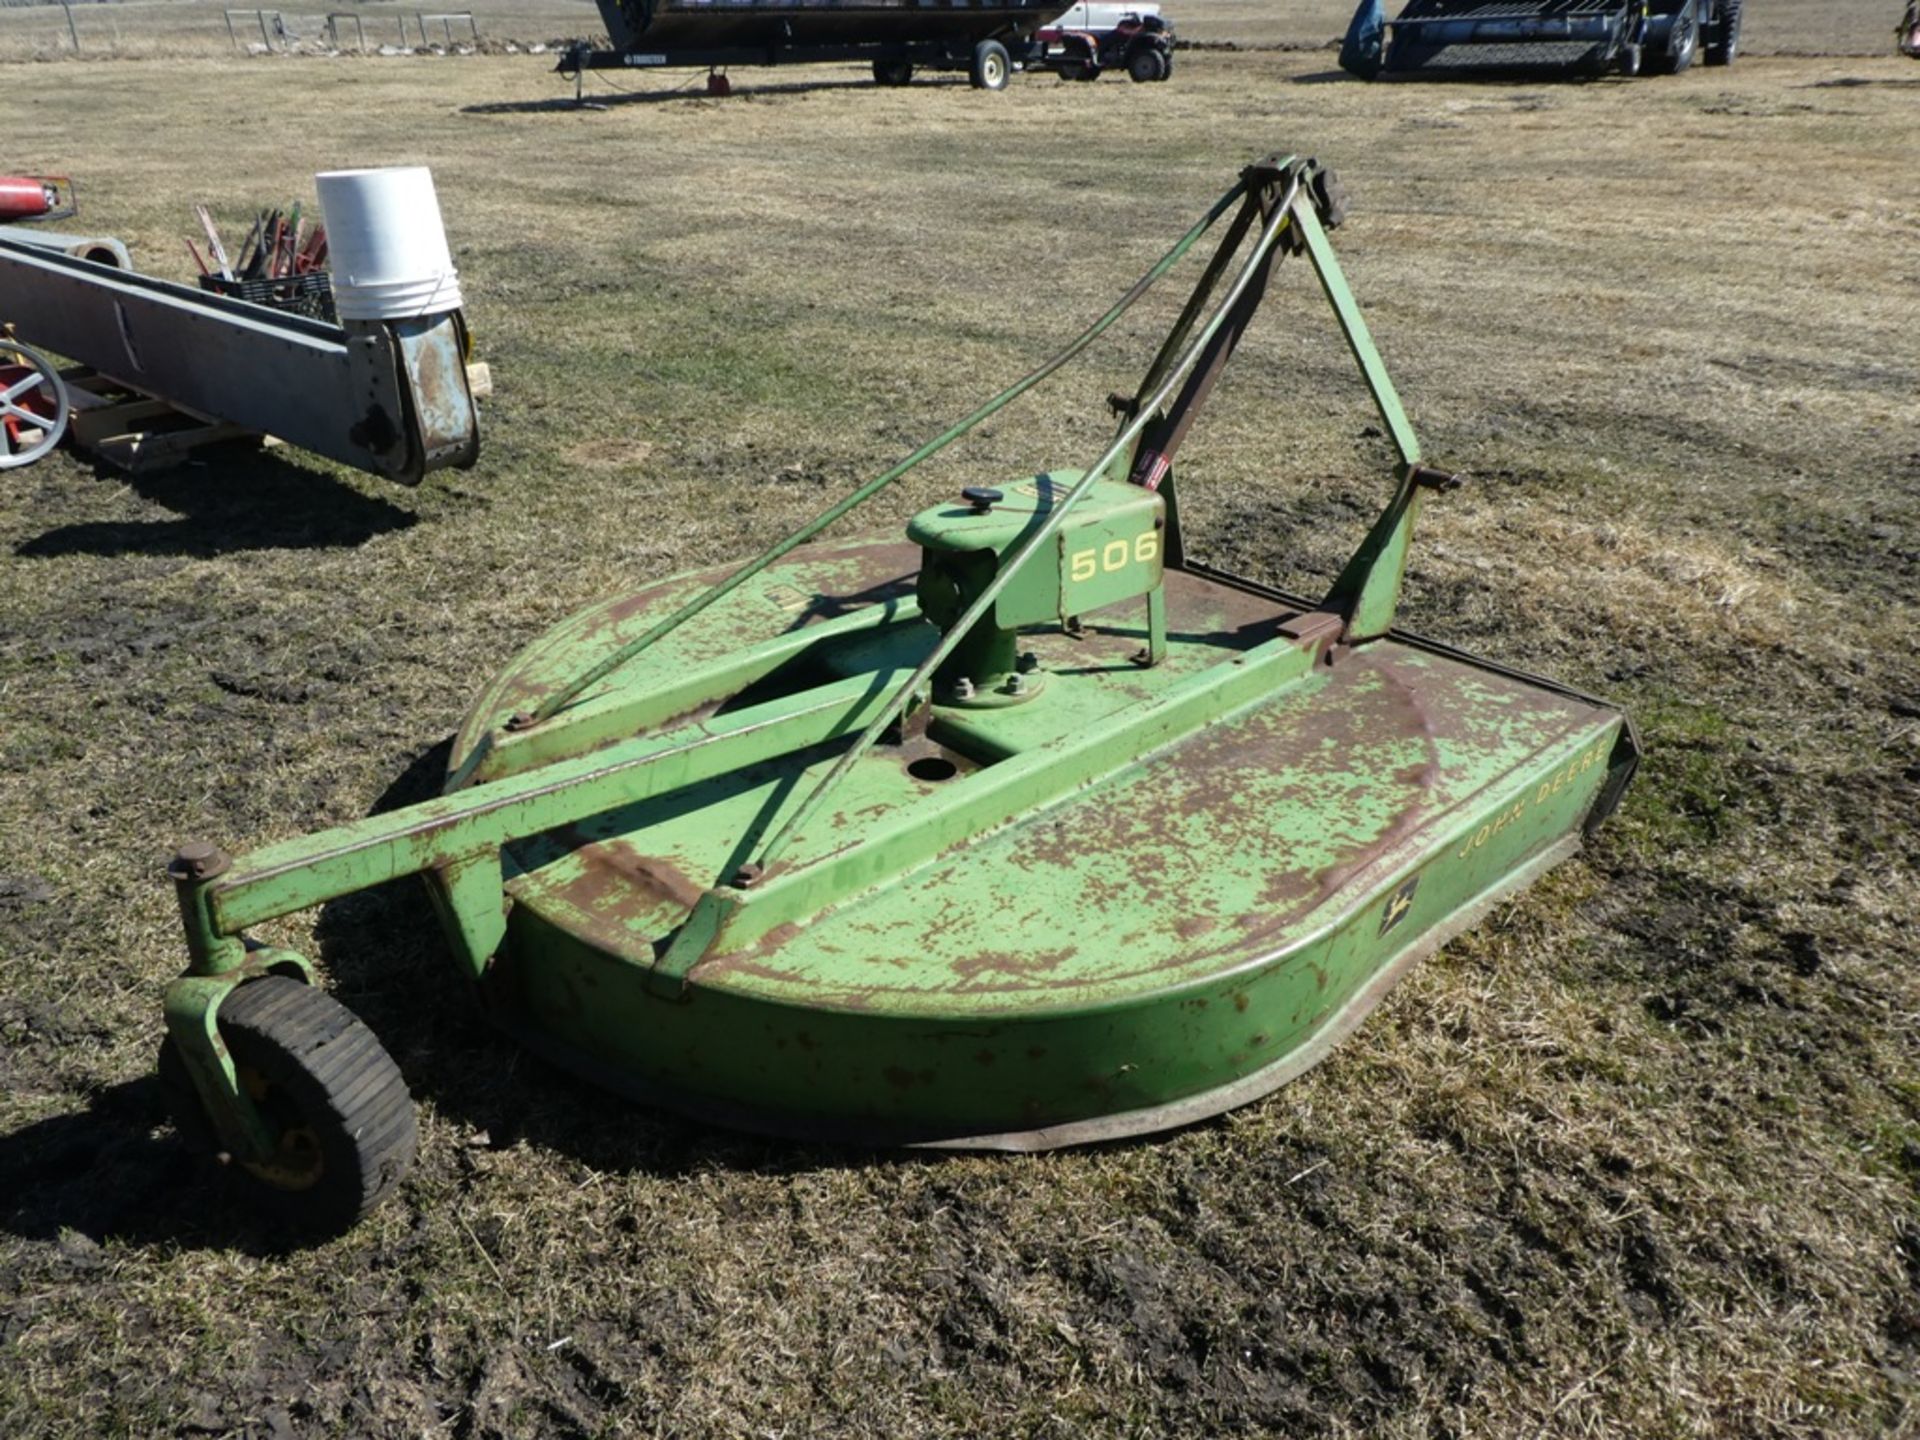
[159,155,1637,1225]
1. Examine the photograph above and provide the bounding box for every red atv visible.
[1036,3,1174,82]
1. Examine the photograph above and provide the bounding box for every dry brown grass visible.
[1,21,1918,1440]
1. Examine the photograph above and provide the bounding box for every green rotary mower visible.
[156,155,1638,1231]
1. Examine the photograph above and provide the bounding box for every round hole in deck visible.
[907,756,958,783]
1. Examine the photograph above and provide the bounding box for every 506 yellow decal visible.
[1069,530,1158,584]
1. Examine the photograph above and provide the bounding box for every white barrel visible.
[315,166,463,321]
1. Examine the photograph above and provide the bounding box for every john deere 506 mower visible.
[156,156,1638,1231]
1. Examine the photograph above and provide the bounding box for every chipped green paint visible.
[452,550,1633,1143]
[159,156,1638,1161]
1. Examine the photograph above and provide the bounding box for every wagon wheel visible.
[159,977,416,1232]
[0,339,69,470]
[970,38,1011,90]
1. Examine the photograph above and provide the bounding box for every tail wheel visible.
[970,38,1010,90]
[872,57,912,85]
[1705,0,1740,64]
[0,339,69,471]
[160,977,416,1232]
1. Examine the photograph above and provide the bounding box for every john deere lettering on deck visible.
[1456,744,1605,861]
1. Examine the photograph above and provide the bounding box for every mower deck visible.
[448,536,1629,1146]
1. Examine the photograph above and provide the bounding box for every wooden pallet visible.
[61,368,261,474]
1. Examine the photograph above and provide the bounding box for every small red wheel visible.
[0,339,69,470]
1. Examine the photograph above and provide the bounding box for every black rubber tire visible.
[160,978,415,1233]
[1704,0,1740,64]
[970,38,1010,91]
[1653,9,1698,73]
[871,57,912,86]
[1618,41,1642,77]
[1127,47,1166,83]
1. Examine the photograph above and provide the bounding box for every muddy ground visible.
[1,15,1917,1440]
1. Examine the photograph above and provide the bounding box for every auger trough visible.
[157,156,1639,1231]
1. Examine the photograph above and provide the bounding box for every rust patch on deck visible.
[951,946,1076,982]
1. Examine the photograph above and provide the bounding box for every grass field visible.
[2,5,1918,1437]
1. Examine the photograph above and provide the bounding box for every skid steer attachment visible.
[1374,0,1738,77]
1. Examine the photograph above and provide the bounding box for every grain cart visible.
[559,0,1071,92]
[1372,0,1741,76]
[155,155,1638,1231]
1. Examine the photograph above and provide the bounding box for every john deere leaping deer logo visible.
[1379,875,1419,936]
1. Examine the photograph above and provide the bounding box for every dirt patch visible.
[566,437,655,470]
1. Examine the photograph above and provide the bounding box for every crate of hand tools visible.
[189,202,335,322]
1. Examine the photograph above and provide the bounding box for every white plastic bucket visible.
[315,166,463,321]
